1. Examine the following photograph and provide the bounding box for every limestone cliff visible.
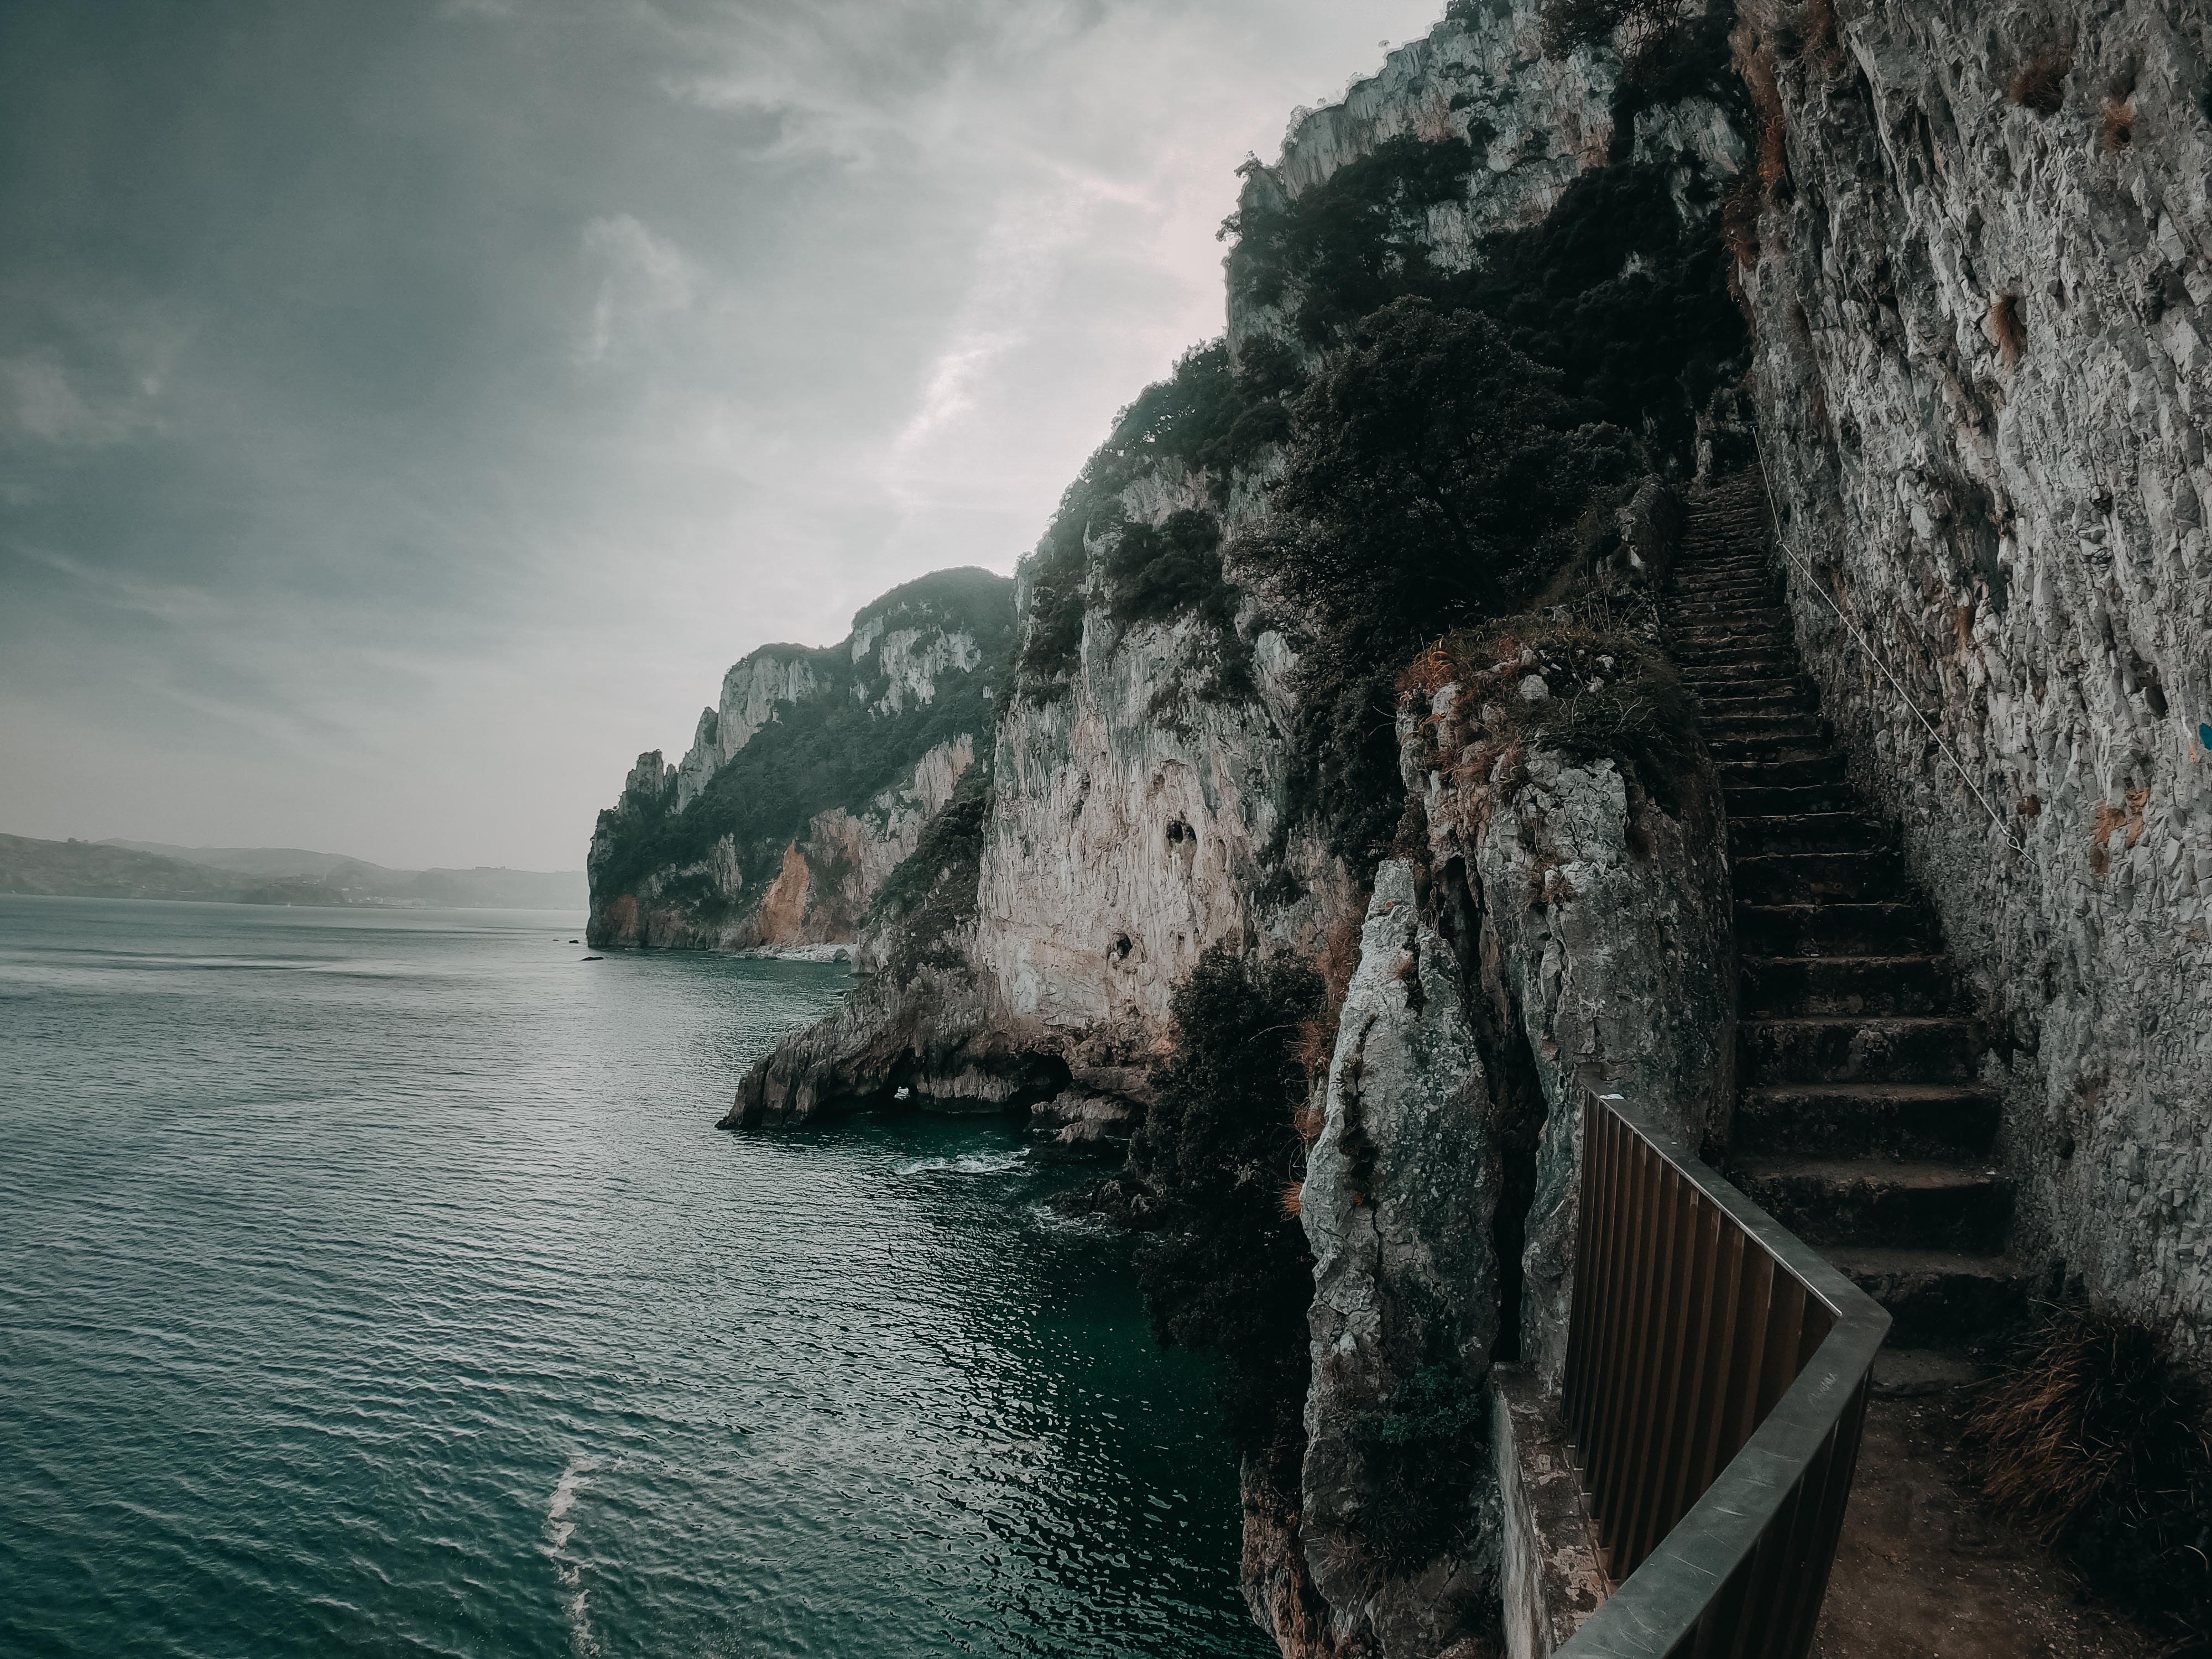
[586,567,1011,951]
[701,0,2212,1648]
[1738,0,2212,1358]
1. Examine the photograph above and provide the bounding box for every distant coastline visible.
[0,832,585,911]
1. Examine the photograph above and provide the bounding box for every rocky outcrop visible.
[674,651,823,811]
[587,568,1011,951]
[1741,0,2212,1355]
[1412,734,1735,1385]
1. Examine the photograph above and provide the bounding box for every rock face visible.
[977,557,1311,1051]
[1300,863,1503,1659]
[586,568,1012,951]
[1741,0,2212,1355]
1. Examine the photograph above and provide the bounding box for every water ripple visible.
[0,895,1265,1658]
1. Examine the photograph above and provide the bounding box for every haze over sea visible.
[0,896,1265,1658]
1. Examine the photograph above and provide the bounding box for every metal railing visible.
[1555,1093,1890,1658]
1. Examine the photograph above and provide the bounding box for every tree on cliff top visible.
[1131,945,1324,1450]
[1246,298,1640,867]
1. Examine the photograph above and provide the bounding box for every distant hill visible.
[106,841,586,909]
[1,834,341,905]
[0,833,586,910]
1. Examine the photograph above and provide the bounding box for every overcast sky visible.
[0,0,1442,871]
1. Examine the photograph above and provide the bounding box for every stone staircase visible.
[1661,473,2025,1348]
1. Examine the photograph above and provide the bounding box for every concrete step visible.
[1734,1081,2000,1158]
[1739,1015,1981,1085]
[1733,850,1910,905]
[1733,1157,2013,1251]
[1826,1246,2030,1343]
[1741,952,1952,1015]
[1719,755,1849,792]
[1728,811,1885,854]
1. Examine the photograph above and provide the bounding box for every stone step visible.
[1738,900,1938,959]
[1670,614,1792,637]
[1739,1015,1980,1085]
[1733,1157,2013,1252]
[1732,849,1910,905]
[1741,952,1952,1015]
[1734,1081,2000,1158]
[1670,573,1775,596]
[1669,582,1782,601]
[1676,634,1799,660]
[1671,582,1776,604]
[1826,1247,2030,1343]
[1728,811,1885,854]
[1700,693,1818,724]
[1718,755,1849,791]
[1724,780,1862,815]
[1683,670,1807,693]
[1673,646,1801,673]
[1668,606,1788,630]
[1707,733,1839,765]
[1703,708,1829,738]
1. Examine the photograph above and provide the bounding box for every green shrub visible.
[1406,596,1703,821]
[1248,298,1642,865]
[1227,134,1478,342]
[870,759,993,977]
[1108,509,1228,626]
[1131,946,1325,1449]
[1011,340,1302,702]
[1347,1363,1494,1572]
[1463,160,1743,458]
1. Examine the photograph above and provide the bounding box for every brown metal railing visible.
[1555,1093,1888,1658]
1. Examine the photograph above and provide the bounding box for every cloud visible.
[0,0,1446,868]
[1,350,158,446]
[578,214,700,363]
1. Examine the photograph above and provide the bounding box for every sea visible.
[0,896,1269,1658]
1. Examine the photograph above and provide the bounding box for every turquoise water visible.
[0,896,1266,1658]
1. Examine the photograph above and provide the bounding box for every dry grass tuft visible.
[1290,907,1365,1082]
[2100,98,2136,153]
[1988,294,2027,366]
[2009,47,2072,116]
[1800,0,1846,75]
[1278,1180,1304,1220]
[1965,1310,2212,1643]
[2092,787,2151,851]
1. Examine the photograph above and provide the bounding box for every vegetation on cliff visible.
[1011,340,1295,704]
[1249,299,1644,865]
[1222,109,1745,872]
[868,759,992,978]
[1129,946,1324,1450]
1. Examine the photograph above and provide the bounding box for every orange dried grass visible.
[1989,293,2027,367]
[2100,98,2135,153]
